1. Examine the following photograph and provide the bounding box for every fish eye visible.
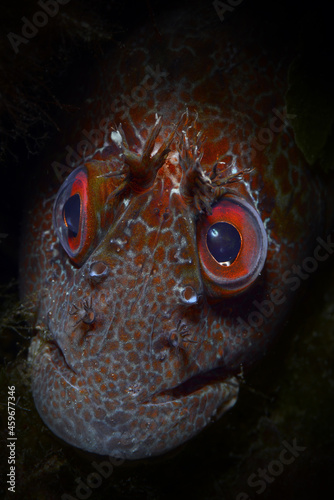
[197,194,267,297]
[206,222,241,266]
[53,160,125,265]
[63,193,81,238]
[53,167,89,264]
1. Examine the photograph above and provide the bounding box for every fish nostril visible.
[88,261,109,282]
[181,285,198,304]
[82,308,95,324]
[169,332,178,347]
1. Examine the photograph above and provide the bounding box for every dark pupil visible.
[207,222,241,266]
[63,194,81,238]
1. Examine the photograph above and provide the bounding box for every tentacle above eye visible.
[110,114,186,194]
[178,115,254,215]
[178,123,215,214]
[210,163,254,200]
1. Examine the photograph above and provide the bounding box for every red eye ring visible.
[53,167,90,264]
[53,162,120,265]
[65,170,88,254]
[197,194,267,297]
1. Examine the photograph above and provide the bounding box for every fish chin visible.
[28,336,238,458]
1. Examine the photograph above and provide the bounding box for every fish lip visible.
[144,366,239,403]
[48,336,238,407]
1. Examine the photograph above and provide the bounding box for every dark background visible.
[0,1,333,499]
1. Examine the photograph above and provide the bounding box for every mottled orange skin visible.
[20,6,330,458]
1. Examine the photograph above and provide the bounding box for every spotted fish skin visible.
[20,5,330,458]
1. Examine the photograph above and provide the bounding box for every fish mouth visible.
[30,335,239,458]
[145,366,239,406]
[51,333,239,410]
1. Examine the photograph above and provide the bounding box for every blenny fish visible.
[20,5,332,459]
